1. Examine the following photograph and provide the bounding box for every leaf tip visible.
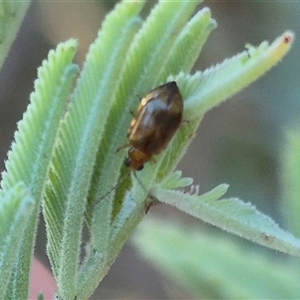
[282,30,295,45]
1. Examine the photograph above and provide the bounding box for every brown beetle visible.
[124,81,183,171]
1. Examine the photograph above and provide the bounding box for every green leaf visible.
[41,1,293,298]
[1,40,78,299]
[43,2,145,298]
[0,182,34,299]
[40,1,217,299]
[133,219,300,299]
[281,129,300,238]
[75,3,217,298]
[140,32,297,258]
[89,0,215,243]
[160,170,194,190]
[87,0,213,223]
[185,31,295,117]
[151,185,300,256]
[0,0,31,70]
[158,6,217,80]
[156,31,295,177]
[1,0,291,297]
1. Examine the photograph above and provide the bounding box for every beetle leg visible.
[116,143,130,153]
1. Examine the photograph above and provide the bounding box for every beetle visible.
[94,82,183,207]
[124,81,183,171]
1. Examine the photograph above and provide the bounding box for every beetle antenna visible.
[88,170,131,213]
[88,169,150,216]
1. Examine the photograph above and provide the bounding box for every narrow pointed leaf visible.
[281,129,300,238]
[75,252,104,299]
[43,2,145,298]
[134,219,300,299]
[0,182,34,298]
[186,31,295,117]
[77,1,214,294]
[34,1,294,297]
[1,40,78,299]
[88,0,208,226]
[89,0,214,251]
[85,7,295,295]
[0,0,31,69]
[160,171,194,190]
[159,7,217,79]
[156,31,295,177]
[152,186,300,256]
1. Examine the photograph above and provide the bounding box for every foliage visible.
[0,0,296,298]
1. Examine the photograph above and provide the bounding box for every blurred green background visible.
[0,1,299,298]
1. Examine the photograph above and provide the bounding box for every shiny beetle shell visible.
[125,81,183,171]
